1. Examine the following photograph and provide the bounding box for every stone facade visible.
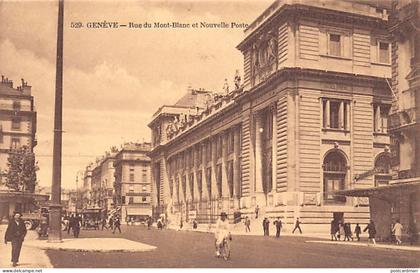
[149,0,393,232]
[0,75,37,183]
[113,142,152,222]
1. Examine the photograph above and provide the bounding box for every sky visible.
[0,0,272,189]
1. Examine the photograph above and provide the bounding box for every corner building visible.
[114,143,152,223]
[149,0,393,232]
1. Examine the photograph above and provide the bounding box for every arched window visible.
[323,151,347,203]
[374,153,391,186]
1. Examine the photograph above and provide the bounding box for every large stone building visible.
[0,75,38,221]
[149,0,394,232]
[113,142,152,223]
[0,75,37,181]
[342,0,420,241]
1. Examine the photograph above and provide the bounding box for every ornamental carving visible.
[251,29,278,86]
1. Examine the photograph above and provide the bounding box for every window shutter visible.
[343,34,351,58]
[370,37,377,62]
[319,29,327,55]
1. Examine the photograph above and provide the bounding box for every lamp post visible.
[48,0,64,243]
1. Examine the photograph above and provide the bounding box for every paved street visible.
[46,225,420,268]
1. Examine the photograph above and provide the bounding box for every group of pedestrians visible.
[330,220,359,241]
[64,214,82,238]
[330,219,377,244]
[244,216,302,238]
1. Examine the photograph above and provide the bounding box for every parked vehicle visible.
[21,207,49,230]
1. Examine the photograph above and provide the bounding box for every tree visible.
[5,146,38,193]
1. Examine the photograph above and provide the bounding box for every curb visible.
[306,240,420,252]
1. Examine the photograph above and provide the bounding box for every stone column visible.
[375,105,380,132]
[345,102,350,131]
[211,136,218,199]
[339,101,344,129]
[233,126,241,208]
[271,106,277,193]
[221,132,230,212]
[325,100,330,128]
[254,112,265,205]
[201,142,208,201]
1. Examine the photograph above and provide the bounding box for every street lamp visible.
[48,0,64,243]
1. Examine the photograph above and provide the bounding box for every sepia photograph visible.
[0,0,419,270]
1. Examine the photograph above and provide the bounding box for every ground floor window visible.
[323,151,347,203]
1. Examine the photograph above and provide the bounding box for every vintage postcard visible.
[0,0,419,270]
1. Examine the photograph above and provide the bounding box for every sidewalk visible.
[0,224,52,268]
[172,224,420,252]
[306,240,420,252]
[25,237,157,253]
[168,223,331,240]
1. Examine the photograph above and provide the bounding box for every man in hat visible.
[4,212,27,267]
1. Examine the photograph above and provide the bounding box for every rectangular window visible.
[216,135,223,158]
[323,99,349,130]
[121,196,126,204]
[378,42,390,64]
[128,197,134,204]
[330,101,340,129]
[329,34,341,57]
[197,145,202,165]
[216,164,222,198]
[206,141,212,163]
[129,173,135,182]
[374,104,390,133]
[324,177,345,201]
[206,167,212,197]
[11,117,21,130]
[227,130,235,154]
[129,185,134,193]
[142,197,147,202]
[13,101,21,111]
[11,138,20,150]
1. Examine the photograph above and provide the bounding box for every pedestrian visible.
[354,223,362,241]
[244,216,251,233]
[4,212,27,267]
[73,214,81,238]
[338,222,345,241]
[273,217,282,238]
[113,216,121,234]
[148,217,153,230]
[330,220,338,241]
[392,219,403,245]
[63,215,69,231]
[292,217,302,234]
[262,217,270,236]
[390,221,396,243]
[344,223,353,241]
[192,219,198,229]
[255,205,259,219]
[68,214,74,235]
[109,216,114,230]
[363,220,377,245]
[408,221,418,246]
[101,217,108,230]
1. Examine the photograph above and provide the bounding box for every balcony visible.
[389,108,416,131]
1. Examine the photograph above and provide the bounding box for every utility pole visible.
[48,0,64,243]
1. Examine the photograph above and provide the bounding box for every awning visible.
[126,207,152,216]
[336,179,420,197]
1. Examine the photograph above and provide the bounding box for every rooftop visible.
[0,75,32,96]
